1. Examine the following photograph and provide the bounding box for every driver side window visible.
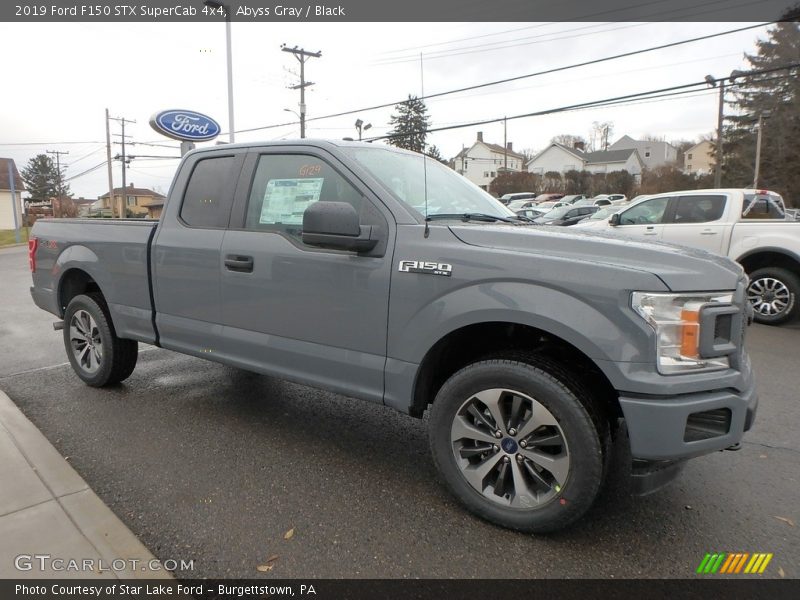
[244,154,364,239]
[620,197,670,225]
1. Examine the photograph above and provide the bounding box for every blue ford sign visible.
[149,109,221,142]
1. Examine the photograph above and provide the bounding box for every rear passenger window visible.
[742,195,785,219]
[244,154,364,238]
[180,156,237,228]
[671,195,725,223]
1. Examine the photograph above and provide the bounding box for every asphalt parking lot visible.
[1,244,798,579]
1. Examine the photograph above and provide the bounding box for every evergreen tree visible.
[387,95,431,153]
[425,144,447,164]
[723,22,800,204]
[21,154,70,201]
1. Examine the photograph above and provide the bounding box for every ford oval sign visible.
[149,109,221,142]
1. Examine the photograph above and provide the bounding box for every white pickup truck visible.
[574,189,800,324]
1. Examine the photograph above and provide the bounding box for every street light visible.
[355,119,372,141]
[204,0,235,143]
[283,108,302,137]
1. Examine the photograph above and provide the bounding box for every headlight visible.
[631,291,734,375]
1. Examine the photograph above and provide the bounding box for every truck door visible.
[219,149,394,403]
[151,150,245,356]
[661,194,727,254]
[613,196,671,240]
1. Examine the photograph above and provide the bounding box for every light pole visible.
[204,0,235,143]
[753,110,771,189]
[355,119,371,141]
[283,108,301,137]
[705,70,745,188]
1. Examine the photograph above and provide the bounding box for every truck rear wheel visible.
[63,293,138,387]
[428,357,604,533]
[747,267,799,325]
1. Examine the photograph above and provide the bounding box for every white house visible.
[608,135,678,170]
[525,143,644,179]
[452,132,527,190]
[0,158,25,231]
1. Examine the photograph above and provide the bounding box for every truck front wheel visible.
[747,267,800,325]
[63,293,138,387]
[429,357,604,533]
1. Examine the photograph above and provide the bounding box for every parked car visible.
[533,193,564,204]
[607,194,628,204]
[499,192,537,205]
[535,200,569,211]
[28,141,758,533]
[507,199,538,211]
[573,205,625,225]
[514,207,546,220]
[579,188,800,324]
[534,205,600,226]
[560,194,587,204]
[588,196,613,207]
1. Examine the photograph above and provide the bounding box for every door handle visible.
[700,230,718,235]
[224,255,254,273]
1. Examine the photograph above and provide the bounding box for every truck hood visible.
[449,224,743,292]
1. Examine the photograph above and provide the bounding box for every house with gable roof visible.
[525,143,644,180]
[452,132,527,190]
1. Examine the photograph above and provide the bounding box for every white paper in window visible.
[259,178,324,225]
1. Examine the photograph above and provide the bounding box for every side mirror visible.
[302,202,378,252]
[609,213,621,226]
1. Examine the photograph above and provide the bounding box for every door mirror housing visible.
[609,213,621,226]
[302,202,378,252]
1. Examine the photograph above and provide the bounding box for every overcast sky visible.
[0,21,771,198]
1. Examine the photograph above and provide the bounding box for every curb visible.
[0,390,172,580]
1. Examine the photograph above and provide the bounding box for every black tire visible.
[429,356,605,533]
[63,293,138,387]
[747,267,800,325]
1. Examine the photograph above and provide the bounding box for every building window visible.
[687,164,692,170]
[126,196,136,207]
[490,171,496,177]
[645,151,651,158]
[688,153,693,160]
[483,171,489,178]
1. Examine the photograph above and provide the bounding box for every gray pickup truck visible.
[29,140,757,532]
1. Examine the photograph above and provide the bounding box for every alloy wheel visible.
[450,388,570,509]
[748,277,791,317]
[69,309,103,373]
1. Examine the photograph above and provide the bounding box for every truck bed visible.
[30,218,159,344]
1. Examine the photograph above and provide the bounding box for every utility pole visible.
[714,79,725,188]
[281,45,321,138]
[752,111,771,189]
[503,117,508,172]
[110,116,136,218]
[105,109,115,217]
[46,150,69,217]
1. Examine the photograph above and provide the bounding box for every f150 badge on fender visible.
[398,260,453,277]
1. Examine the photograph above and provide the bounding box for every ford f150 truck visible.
[29,141,757,532]
[574,189,800,324]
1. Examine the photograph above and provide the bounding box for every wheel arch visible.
[736,248,800,278]
[408,321,621,423]
[57,268,103,317]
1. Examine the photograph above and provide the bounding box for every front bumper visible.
[618,365,758,461]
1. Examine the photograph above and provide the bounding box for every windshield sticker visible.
[260,178,324,225]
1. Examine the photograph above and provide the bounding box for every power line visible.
[364,63,800,142]
[232,23,772,136]
[370,0,757,65]
[64,161,107,182]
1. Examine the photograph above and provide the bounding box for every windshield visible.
[343,145,515,219]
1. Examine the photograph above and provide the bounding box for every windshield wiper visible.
[426,213,516,223]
